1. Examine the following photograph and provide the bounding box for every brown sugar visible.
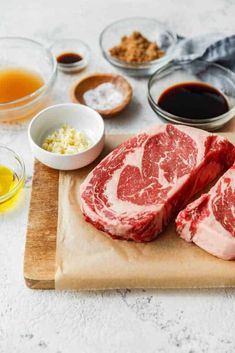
[109,31,165,64]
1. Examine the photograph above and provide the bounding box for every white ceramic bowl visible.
[28,103,105,170]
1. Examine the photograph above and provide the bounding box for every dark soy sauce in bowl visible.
[158,82,229,119]
[57,52,83,65]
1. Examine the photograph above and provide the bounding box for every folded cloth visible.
[174,33,235,71]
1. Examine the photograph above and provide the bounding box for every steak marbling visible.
[80,124,235,242]
[176,164,235,260]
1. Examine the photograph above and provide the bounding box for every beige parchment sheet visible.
[55,134,235,290]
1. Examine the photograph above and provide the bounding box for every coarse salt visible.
[83,82,123,111]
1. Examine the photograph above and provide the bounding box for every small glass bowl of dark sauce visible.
[51,39,90,73]
[148,60,235,131]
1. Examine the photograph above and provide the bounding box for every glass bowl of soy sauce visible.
[148,60,235,131]
[51,39,90,73]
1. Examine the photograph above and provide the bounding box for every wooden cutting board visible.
[24,161,58,289]
[24,133,235,289]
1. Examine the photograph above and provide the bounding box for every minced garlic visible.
[42,125,91,154]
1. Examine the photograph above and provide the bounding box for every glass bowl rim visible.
[50,38,90,70]
[148,59,235,123]
[99,16,177,69]
[0,145,25,203]
[0,36,57,108]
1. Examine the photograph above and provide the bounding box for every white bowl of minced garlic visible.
[28,103,105,170]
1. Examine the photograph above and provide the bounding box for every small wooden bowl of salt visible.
[70,73,133,118]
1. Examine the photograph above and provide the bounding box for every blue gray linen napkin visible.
[174,33,235,71]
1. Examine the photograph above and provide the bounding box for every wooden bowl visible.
[70,73,133,118]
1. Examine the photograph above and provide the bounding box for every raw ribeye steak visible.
[80,124,235,242]
[176,164,235,260]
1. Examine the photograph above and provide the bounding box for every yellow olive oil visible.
[0,165,23,211]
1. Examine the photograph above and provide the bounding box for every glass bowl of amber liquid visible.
[148,60,235,131]
[0,37,57,123]
[99,17,176,77]
[0,146,25,211]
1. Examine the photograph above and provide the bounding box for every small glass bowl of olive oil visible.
[0,146,25,212]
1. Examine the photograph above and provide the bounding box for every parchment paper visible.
[55,133,235,290]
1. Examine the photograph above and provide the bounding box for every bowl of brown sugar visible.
[100,17,176,77]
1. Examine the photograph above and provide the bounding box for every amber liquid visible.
[0,67,44,103]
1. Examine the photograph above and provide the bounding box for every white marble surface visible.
[1,0,235,352]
